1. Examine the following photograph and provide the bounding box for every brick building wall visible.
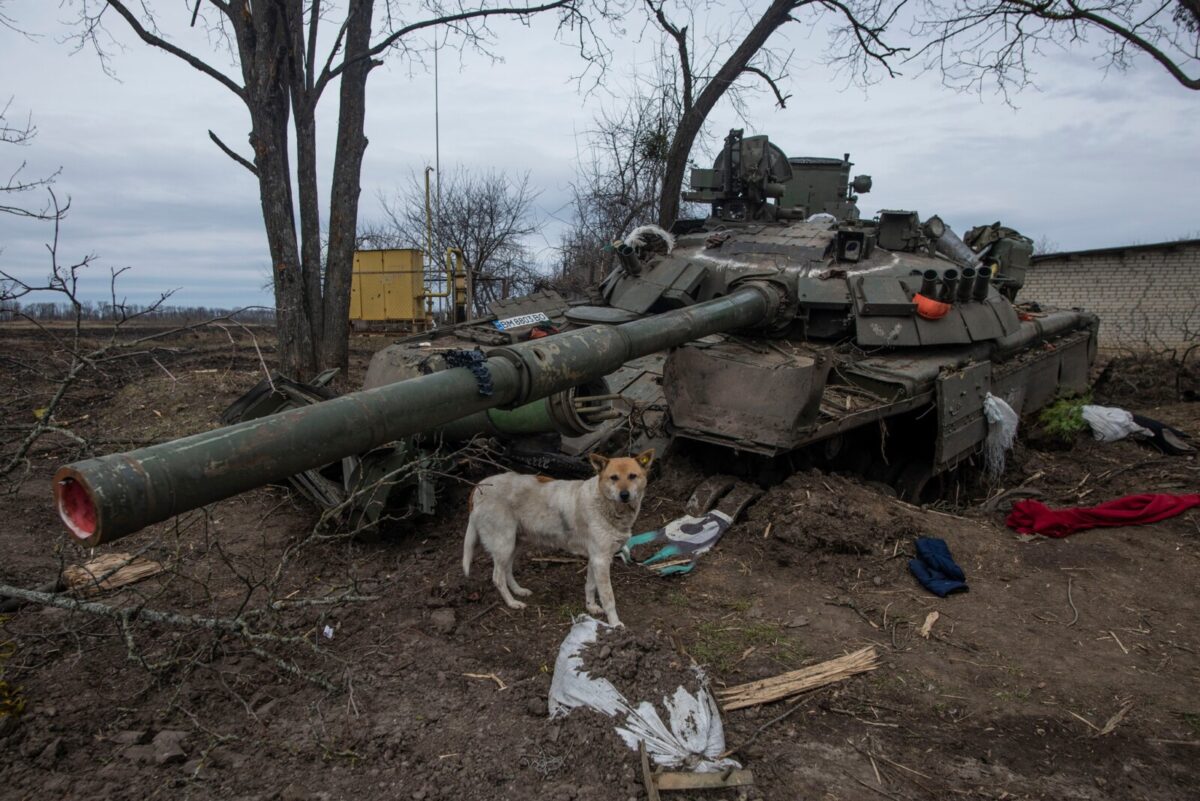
[1022,239,1200,351]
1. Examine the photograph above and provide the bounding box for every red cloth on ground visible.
[1006,493,1200,538]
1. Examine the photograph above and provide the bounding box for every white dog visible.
[463,450,655,627]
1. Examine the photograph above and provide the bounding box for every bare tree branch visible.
[315,0,582,96]
[1,99,66,222]
[741,65,792,106]
[91,1,247,99]
[208,129,258,176]
[912,0,1200,95]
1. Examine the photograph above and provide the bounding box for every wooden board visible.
[655,770,755,791]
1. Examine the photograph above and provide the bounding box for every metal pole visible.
[434,40,443,316]
[434,39,449,316]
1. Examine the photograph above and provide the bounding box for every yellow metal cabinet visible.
[350,248,425,327]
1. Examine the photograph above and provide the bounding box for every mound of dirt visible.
[537,624,726,800]
[746,470,922,555]
[1095,354,1200,405]
[579,625,698,714]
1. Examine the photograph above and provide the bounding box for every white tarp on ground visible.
[1081,404,1153,443]
[548,615,739,772]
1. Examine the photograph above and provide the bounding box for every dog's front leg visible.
[584,560,603,616]
[589,555,622,628]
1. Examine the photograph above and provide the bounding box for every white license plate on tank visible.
[493,312,550,331]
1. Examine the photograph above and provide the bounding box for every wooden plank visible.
[62,553,164,596]
[639,742,660,801]
[655,769,755,791]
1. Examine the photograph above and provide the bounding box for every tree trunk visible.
[657,120,698,229]
[287,0,324,352]
[243,2,318,380]
[321,0,375,375]
[657,0,797,228]
[294,103,324,354]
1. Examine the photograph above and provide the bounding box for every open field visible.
[1,323,1198,800]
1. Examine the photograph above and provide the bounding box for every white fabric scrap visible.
[1081,405,1152,443]
[623,224,676,253]
[983,393,1019,478]
[548,615,739,772]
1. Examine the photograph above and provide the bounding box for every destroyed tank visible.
[52,129,1098,546]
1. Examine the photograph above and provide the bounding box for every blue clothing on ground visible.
[908,536,968,597]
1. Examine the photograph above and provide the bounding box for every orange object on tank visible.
[914,293,951,320]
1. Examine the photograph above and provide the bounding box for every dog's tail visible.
[462,517,478,577]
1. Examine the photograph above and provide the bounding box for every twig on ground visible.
[719,696,814,759]
[826,598,879,629]
[150,356,178,384]
[826,707,900,728]
[845,772,905,801]
[460,601,500,628]
[872,750,932,780]
[981,487,1044,513]
[1068,710,1101,732]
[1097,700,1134,736]
[463,672,508,691]
[1066,578,1079,627]
[891,497,971,521]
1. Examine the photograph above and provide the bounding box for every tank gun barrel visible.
[54,284,778,546]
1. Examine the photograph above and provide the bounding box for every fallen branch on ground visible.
[0,582,339,690]
[719,696,814,758]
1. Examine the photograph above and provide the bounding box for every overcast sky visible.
[1,1,1197,309]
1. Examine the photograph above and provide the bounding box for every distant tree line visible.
[0,300,274,324]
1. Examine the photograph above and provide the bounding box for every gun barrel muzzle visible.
[957,267,976,302]
[938,269,960,303]
[919,269,939,297]
[616,244,642,276]
[972,265,993,300]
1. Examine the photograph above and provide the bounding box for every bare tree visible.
[1032,233,1061,255]
[557,85,679,291]
[643,0,907,226]
[1,99,65,223]
[912,0,1200,95]
[362,167,544,315]
[64,0,612,380]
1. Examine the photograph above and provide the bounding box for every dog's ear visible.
[588,453,609,473]
[634,448,655,469]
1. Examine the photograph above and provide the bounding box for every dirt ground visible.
[1,323,1198,801]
